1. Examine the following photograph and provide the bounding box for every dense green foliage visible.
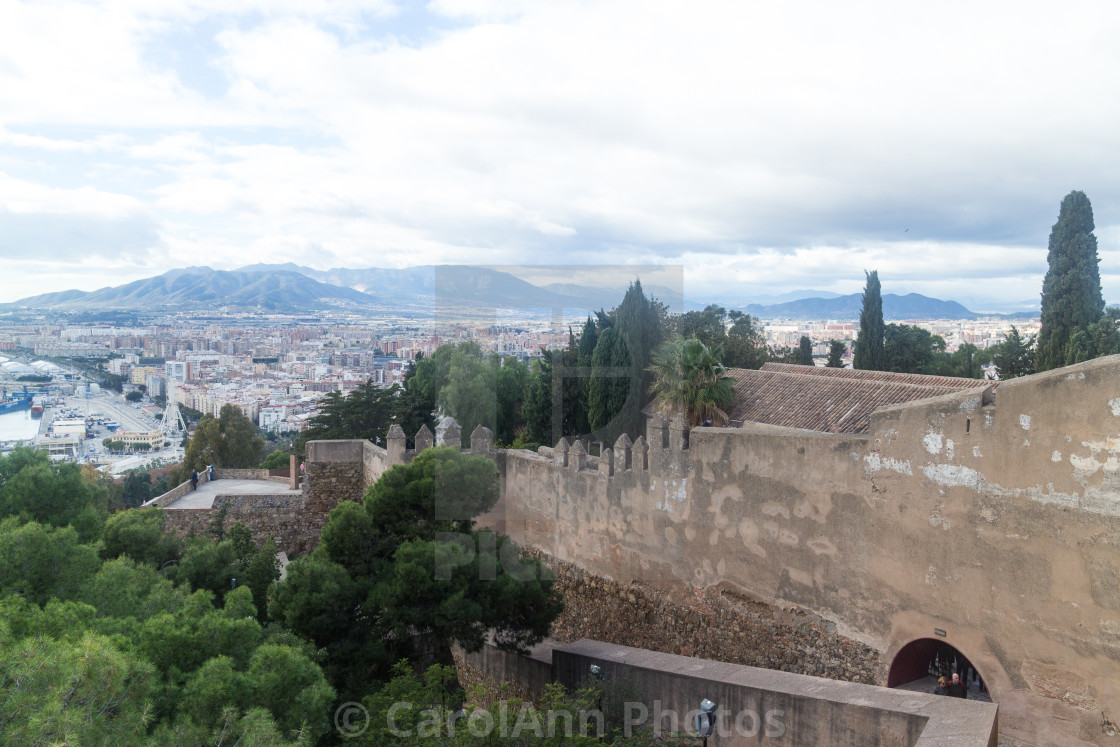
[665,304,769,370]
[261,448,292,469]
[606,281,664,439]
[988,326,1036,379]
[0,449,329,745]
[270,447,562,698]
[797,336,813,366]
[882,324,945,374]
[1037,191,1113,370]
[826,340,846,368]
[853,270,884,370]
[0,448,108,541]
[587,325,631,442]
[301,381,415,447]
[181,404,265,479]
[356,661,682,745]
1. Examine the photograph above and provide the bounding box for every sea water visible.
[0,408,40,443]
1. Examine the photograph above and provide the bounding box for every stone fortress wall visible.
[168,354,1120,746]
[478,355,1120,746]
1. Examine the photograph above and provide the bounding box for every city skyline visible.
[1,1,1118,310]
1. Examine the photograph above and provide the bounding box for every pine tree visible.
[826,340,845,368]
[1037,191,1106,371]
[853,270,884,371]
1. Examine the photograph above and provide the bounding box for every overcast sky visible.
[1,0,1118,312]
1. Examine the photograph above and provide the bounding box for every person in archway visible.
[948,672,968,698]
[932,676,950,696]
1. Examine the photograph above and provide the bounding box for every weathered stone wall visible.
[362,441,393,486]
[215,468,270,480]
[304,439,367,521]
[542,554,880,683]
[162,507,210,537]
[474,355,1120,747]
[143,479,192,508]
[162,493,311,553]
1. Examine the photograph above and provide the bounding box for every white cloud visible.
[0,172,144,218]
[0,0,1119,304]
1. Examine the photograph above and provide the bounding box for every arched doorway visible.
[888,638,991,701]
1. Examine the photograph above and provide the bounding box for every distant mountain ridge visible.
[9,267,376,312]
[743,292,978,321]
[3,263,1029,320]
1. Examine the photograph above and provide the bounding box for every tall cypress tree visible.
[853,270,884,371]
[587,326,619,436]
[798,336,813,366]
[613,280,662,439]
[576,317,598,434]
[1037,191,1106,371]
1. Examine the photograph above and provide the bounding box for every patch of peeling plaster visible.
[1070,439,1120,477]
[922,463,983,490]
[1020,414,1031,430]
[960,396,981,412]
[929,514,950,530]
[1052,451,1062,462]
[657,478,688,512]
[1111,398,1120,417]
[864,453,912,475]
[923,432,944,455]
[973,445,982,458]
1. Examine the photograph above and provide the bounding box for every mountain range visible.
[3,264,1036,321]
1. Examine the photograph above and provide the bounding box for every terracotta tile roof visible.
[726,365,993,434]
[759,362,992,390]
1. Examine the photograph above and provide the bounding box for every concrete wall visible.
[473,355,1120,746]
[459,639,997,746]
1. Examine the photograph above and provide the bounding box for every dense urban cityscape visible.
[0,304,1042,471]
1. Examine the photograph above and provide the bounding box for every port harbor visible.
[0,376,183,475]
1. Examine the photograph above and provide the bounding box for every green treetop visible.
[270,447,562,698]
[1037,191,1107,370]
[853,270,885,371]
[798,336,813,366]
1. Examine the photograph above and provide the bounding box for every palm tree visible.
[647,335,734,426]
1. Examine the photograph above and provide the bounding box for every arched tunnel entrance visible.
[887,638,992,701]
